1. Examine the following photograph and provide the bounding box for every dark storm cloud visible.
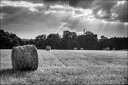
[1,6,30,25]
[0,5,44,26]
[41,0,95,8]
[112,1,128,22]
[92,0,117,19]
[1,0,128,23]
[7,0,94,8]
[1,0,127,39]
[92,0,128,22]
[92,0,117,12]
[0,0,45,25]
[0,6,23,14]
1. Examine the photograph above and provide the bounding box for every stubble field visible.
[0,49,128,85]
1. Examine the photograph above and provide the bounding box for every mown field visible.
[0,49,128,85]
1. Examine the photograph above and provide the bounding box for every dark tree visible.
[35,34,46,49]
[0,29,127,50]
[61,30,78,49]
[0,29,20,49]
[46,34,61,49]
[67,41,80,49]
[98,36,110,50]
[78,31,98,50]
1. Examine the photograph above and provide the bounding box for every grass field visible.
[0,49,128,85]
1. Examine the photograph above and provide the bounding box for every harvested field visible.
[0,49,128,85]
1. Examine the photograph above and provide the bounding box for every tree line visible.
[0,29,128,50]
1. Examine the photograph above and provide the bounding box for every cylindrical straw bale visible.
[11,45,38,71]
[80,48,83,50]
[106,47,110,50]
[74,47,77,50]
[46,46,51,51]
[112,48,115,50]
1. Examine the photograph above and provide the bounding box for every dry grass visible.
[0,49,128,85]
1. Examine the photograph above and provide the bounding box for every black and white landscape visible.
[0,0,128,85]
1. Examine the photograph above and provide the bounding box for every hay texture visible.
[11,45,38,71]
[46,46,51,51]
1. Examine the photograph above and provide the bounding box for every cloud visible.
[43,0,94,8]
[0,0,44,11]
[1,0,127,39]
[2,0,127,22]
[4,0,94,8]
[92,0,116,19]
[111,0,128,22]
[0,1,45,25]
[1,0,127,26]
[92,0,128,22]
[1,0,95,25]
[1,6,22,14]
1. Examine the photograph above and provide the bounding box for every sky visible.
[0,0,128,39]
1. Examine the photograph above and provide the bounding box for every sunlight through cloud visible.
[1,1,44,12]
[45,4,94,20]
[1,0,127,39]
[1,1,44,7]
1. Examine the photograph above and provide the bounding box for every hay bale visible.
[112,48,115,50]
[103,47,110,50]
[46,46,51,51]
[80,48,83,50]
[11,45,38,71]
[74,47,77,50]
[104,47,109,50]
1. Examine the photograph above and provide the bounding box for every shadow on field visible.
[0,68,18,76]
[0,68,16,73]
[0,68,34,77]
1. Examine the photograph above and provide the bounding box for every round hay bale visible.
[46,46,51,51]
[11,45,38,71]
[80,48,83,50]
[103,47,110,50]
[74,47,77,50]
[104,47,109,50]
[112,48,115,50]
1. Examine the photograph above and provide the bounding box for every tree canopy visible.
[0,29,128,50]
